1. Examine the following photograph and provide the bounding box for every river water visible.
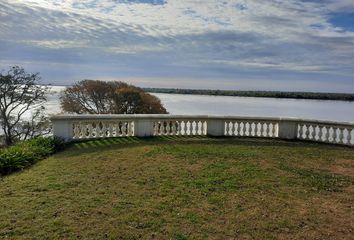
[47,86,354,122]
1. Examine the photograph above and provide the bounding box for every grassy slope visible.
[0,137,353,239]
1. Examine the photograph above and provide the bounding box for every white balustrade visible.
[224,120,278,138]
[72,120,134,139]
[51,115,354,146]
[296,121,354,146]
[153,119,207,136]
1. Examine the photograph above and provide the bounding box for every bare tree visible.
[60,80,168,114]
[0,66,49,146]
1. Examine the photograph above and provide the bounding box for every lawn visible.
[0,137,353,239]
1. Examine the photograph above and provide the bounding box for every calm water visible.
[46,86,354,122]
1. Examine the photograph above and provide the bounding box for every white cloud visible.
[0,0,354,90]
[327,0,354,12]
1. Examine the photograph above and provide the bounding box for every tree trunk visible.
[4,134,13,146]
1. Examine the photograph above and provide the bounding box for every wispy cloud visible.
[0,0,354,92]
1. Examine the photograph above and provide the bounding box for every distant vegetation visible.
[144,88,354,101]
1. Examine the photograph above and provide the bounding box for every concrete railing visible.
[51,115,354,146]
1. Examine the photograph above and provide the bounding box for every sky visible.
[0,0,354,92]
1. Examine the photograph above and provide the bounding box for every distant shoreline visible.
[48,85,354,101]
[143,88,354,102]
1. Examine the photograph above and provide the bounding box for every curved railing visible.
[51,115,354,146]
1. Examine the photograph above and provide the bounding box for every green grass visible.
[0,137,353,239]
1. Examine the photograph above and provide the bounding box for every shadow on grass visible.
[61,135,350,157]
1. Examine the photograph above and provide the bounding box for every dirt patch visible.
[331,159,354,177]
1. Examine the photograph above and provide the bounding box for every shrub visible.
[0,137,65,176]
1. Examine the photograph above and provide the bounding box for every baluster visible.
[183,121,188,135]
[96,121,100,137]
[339,128,345,144]
[324,126,330,142]
[258,122,263,137]
[73,123,79,139]
[198,121,202,135]
[194,121,199,135]
[259,122,264,137]
[157,121,162,135]
[304,124,310,140]
[82,123,87,138]
[151,122,155,136]
[241,122,247,136]
[193,121,198,135]
[195,121,199,135]
[244,122,249,136]
[107,122,111,137]
[90,122,95,138]
[234,122,239,136]
[333,127,338,143]
[102,122,107,137]
[81,122,87,138]
[273,123,278,137]
[87,123,93,138]
[348,129,354,145]
[187,121,192,135]
[311,125,316,140]
[248,122,253,136]
[114,122,120,137]
[225,121,230,136]
[173,121,178,135]
[162,121,167,135]
[230,121,235,136]
[266,123,271,137]
[268,123,273,137]
[116,122,120,136]
[262,123,268,137]
[122,122,127,137]
[175,121,180,135]
[179,121,183,135]
[97,122,102,137]
[156,122,160,135]
[347,129,353,145]
[169,121,175,135]
[95,122,100,138]
[299,124,304,139]
[317,126,323,142]
[238,122,243,136]
[200,121,204,135]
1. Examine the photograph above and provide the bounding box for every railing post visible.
[134,119,154,137]
[52,119,73,141]
[207,119,225,136]
[278,120,298,140]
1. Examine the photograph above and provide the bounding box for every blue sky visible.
[1,0,354,92]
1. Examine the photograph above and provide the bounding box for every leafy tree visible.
[60,80,167,114]
[0,66,50,146]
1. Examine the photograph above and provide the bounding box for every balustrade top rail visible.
[51,114,354,126]
[51,114,354,146]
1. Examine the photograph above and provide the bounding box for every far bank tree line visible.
[145,88,354,101]
[1,66,167,146]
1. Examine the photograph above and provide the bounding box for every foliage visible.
[145,87,354,101]
[0,137,65,175]
[0,66,50,146]
[60,80,168,114]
